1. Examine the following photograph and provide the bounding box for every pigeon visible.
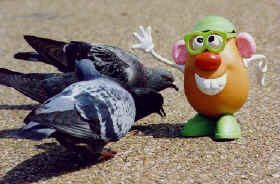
[14,35,178,92]
[0,68,165,121]
[10,59,137,159]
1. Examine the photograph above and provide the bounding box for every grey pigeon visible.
[0,69,165,121]
[14,35,178,92]
[11,59,136,159]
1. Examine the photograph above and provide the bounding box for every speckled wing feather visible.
[20,36,131,81]
[67,42,130,84]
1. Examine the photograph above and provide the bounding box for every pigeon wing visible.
[0,68,57,103]
[81,43,130,84]
[0,68,79,103]
[74,91,118,141]
[23,35,69,72]
[42,72,79,97]
[24,91,101,140]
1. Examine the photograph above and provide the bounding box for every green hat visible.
[192,16,237,38]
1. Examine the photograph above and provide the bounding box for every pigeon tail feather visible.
[9,122,56,140]
[14,52,44,62]
[23,35,69,72]
[0,68,22,86]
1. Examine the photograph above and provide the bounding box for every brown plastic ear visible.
[237,32,256,58]
[172,40,188,65]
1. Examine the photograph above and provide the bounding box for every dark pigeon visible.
[0,68,78,103]
[14,35,178,92]
[10,59,137,158]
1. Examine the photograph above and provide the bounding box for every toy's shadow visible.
[1,142,106,184]
[0,104,38,110]
[131,123,185,138]
[131,123,234,142]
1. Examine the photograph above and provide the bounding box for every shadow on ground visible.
[0,104,38,110]
[131,123,235,142]
[131,123,185,138]
[0,122,236,183]
[0,142,107,184]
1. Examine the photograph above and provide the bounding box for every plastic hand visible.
[131,25,185,73]
[132,26,154,52]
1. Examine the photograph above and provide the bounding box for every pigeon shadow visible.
[1,142,107,184]
[0,104,39,110]
[131,123,235,142]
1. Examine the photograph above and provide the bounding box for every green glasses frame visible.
[184,30,237,55]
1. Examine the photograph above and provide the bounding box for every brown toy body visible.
[184,38,249,117]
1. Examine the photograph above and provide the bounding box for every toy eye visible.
[208,34,223,49]
[192,36,204,50]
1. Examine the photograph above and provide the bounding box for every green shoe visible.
[215,114,241,139]
[181,114,216,137]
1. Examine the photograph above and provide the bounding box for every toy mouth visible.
[194,73,227,96]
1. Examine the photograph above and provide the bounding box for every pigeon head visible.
[131,88,166,121]
[146,68,178,92]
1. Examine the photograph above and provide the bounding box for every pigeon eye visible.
[162,75,173,82]
[208,34,223,49]
[192,36,204,50]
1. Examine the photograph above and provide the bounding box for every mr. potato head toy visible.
[132,16,267,140]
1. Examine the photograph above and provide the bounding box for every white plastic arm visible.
[132,26,185,73]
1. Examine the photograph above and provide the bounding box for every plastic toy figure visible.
[132,16,267,139]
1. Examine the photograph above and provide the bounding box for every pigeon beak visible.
[162,74,178,91]
[170,83,179,91]
[157,107,166,117]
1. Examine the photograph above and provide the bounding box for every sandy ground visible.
[0,0,279,183]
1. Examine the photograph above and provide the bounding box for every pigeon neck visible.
[144,68,161,91]
[75,59,101,80]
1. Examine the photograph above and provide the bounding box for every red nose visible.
[195,52,221,71]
